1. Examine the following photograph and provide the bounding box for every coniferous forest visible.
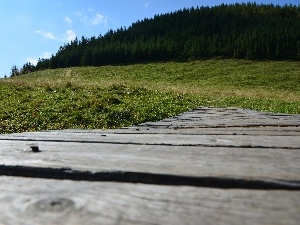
[14,3,300,76]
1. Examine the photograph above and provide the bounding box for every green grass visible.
[1,59,299,134]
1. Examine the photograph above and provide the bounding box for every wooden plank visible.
[0,107,299,224]
[1,132,299,149]
[104,127,300,136]
[1,140,300,184]
[134,107,300,129]
[0,176,299,225]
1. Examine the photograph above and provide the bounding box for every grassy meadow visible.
[0,59,299,134]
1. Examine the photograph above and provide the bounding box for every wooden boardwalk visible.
[0,107,299,225]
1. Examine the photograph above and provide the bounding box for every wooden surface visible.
[0,107,299,225]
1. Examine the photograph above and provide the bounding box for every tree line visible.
[12,2,300,76]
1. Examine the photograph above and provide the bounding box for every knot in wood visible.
[24,145,40,153]
[33,198,75,213]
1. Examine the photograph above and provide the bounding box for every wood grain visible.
[1,176,300,225]
[0,107,299,224]
[1,140,300,184]
[1,132,300,149]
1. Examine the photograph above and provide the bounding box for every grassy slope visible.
[0,59,299,133]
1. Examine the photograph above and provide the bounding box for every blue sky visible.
[0,0,299,77]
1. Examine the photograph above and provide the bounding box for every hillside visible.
[1,59,299,134]
[14,3,300,76]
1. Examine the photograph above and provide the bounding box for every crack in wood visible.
[135,124,300,129]
[1,165,299,190]
[0,137,299,149]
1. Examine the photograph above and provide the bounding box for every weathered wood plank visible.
[1,140,299,183]
[1,132,299,149]
[93,127,300,136]
[134,107,300,129]
[0,176,299,225]
[1,107,299,147]
[0,107,299,224]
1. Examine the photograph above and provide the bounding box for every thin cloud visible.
[42,52,52,59]
[26,57,38,65]
[76,11,83,17]
[65,17,72,24]
[76,10,107,26]
[35,29,75,43]
[145,2,150,8]
[76,11,88,24]
[90,13,107,26]
[66,30,76,42]
[35,30,55,40]
[26,52,52,66]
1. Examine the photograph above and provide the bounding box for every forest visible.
[12,2,300,76]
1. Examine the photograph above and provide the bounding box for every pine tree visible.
[18,3,300,72]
